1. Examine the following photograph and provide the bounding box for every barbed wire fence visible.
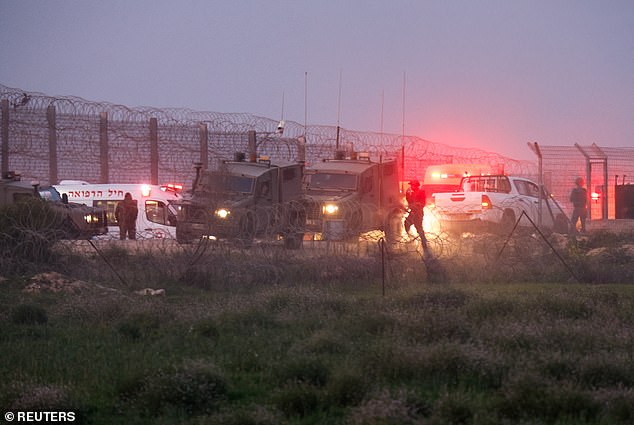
[2,84,633,285]
[5,83,631,215]
[1,84,536,188]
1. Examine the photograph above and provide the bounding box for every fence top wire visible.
[4,83,632,185]
[537,144,634,168]
[1,83,535,167]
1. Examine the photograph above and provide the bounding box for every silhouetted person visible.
[115,192,138,240]
[569,177,588,234]
[405,180,428,251]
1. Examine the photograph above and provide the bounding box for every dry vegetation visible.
[2,202,634,424]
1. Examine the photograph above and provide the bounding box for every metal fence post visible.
[99,112,109,183]
[528,142,544,226]
[47,104,57,184]
[1,99,8,176]
[199,122,208,169]
[248,130,257,161]
[150,117,158,185]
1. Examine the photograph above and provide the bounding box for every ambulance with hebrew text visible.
[54,181,182,239]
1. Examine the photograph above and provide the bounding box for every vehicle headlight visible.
[215,208,230,219]
[84,214,94,224]
[322,203,339,215]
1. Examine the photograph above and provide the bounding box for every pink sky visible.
[1,0,632,160]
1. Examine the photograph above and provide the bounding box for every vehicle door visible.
[282,165,303,201]
[143,199,178,237]
[530,181,558,228]
[359,167,379,229]
[380,161,401,208]
[513,180,553,227]
[254,172,273,234]
[541,186,567,230]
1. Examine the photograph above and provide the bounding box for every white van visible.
[54,181,183,239]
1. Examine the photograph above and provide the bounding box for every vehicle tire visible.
[499,209,516,235]
[283,204,305,249]
[176,208,207,244]
[345,206,363,240]
[383,207,404,245]
[236,211,255,247]
[176,222,192,244]
[283,233,303,250]
[62,216,81,239]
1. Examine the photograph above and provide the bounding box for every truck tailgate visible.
[435,192,484,215]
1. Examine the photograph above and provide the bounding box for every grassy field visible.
[1,241,634,424]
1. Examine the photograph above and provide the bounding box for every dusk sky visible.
[1,0,632,160]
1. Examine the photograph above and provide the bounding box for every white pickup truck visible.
[431,174,568,234]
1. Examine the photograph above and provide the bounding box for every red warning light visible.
[162,183,183,192]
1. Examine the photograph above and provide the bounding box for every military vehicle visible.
[303,153,404,241]
[0,171,108,239]
[176,157,305,248]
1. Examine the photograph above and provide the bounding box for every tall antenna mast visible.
[380,89,384,144]
[336,68,343,151]
[276,91,286,136]
[402,71,406,139]
[304,72,308,135]
[280,91,285,121]
[337,68,343,127]
[379,89,385,147]
[401,71,406,190]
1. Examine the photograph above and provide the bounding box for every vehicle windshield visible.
[201,174,254,194]
[462,176,511,194]
[307,173,357,191]
[38,186,62,202]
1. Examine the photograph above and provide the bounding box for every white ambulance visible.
[54,181,183,239]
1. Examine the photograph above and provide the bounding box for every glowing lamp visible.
[162,183,183,192]
[591,192,600,202]
[323,203,339,215]
[481,194,493,210]
[215,208,230,219]
[141,184,151,197]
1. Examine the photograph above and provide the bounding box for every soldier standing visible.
[569,177,588,234]
[115,192,138,240]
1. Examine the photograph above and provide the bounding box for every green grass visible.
[1,241,634,424]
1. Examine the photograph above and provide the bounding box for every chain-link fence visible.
[529,143,634,220]
[3,84,634,288]
[1,84,536,189]
[2,83,632,238]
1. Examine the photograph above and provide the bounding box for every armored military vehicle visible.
[303,154,404,241]
[176,157,305,248]
[0,171,108,239]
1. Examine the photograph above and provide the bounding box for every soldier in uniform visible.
[569,177,588,234]
[115,192,139,240]
[405,180,428,250]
